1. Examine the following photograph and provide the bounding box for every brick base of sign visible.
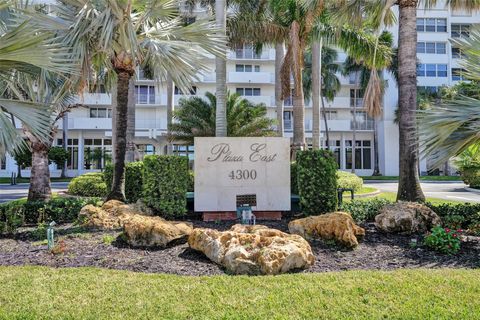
[202,211,282,222]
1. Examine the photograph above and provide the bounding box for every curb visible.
[465,187,480,194]
[353,189,381,198]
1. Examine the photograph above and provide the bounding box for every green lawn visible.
[0,267,478,319]
[361,175,462,181]
[0,177,72,184]
[352,191,466,205]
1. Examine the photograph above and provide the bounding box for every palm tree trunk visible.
[27,134,52,202]
[397,0,425,202]
[275,43,284,137]
[351,74,359,174]
[321,95,330,149]
[215,0,227,137]
[61,113,68,178]
[312,40,322,150]
[107,71,131,202]
[291,21,306,156]
[111,82,117,164]
[166,75,174,154]
[373,118,381,175]
[125,78,136,163]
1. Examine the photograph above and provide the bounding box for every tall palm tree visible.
[215,0,228,137]
[52,0,223,202]
[331,0,480,201]
[169,92,276,144]
[419,30,480,167]
[0,2,74,156]
[275,42,285,137]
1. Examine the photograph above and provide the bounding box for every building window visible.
[89,108,112,118]
[137,144,155,158]
[418,86,440,96]
[173,145,195,161]
[235,64,260,72]
[0,156,6,170]
[416,18,447,32]
[452,47,464,59]
[417,64,448,77]
[350,89,364,108]
[88,84,106,93]
[322,110,337,120]
[350,111,374,130]
[84,138,112,170]
[345,140,372,170]
[283,111,293,131]
[174,86,197,95]
[235,44,262,59]
[451,24,470,38]
[135,85,155,104]
[236,87,261,96]
[452,68,467,81]
[416,42,446,54]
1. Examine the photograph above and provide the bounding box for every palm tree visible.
[419,30,480,167]
[169,92,276,144]
[52,0,224,202]
[215,0,228,137]
[0,2,74,157]
[332,0,480,201]
[275,42,285,137]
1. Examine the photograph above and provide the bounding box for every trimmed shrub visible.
[426,202,480,232]
[291,162,298,195]
[296,150,338,215]
[337,171,363,191]
[460,168,480,189]
[187,170,194,193]
[0,197,101,234]
[104,162,144,203]
[342,198,392,223]
[143,155,189,218]
[68,172,107,197]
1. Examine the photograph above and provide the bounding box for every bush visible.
[424,226,462,255]
[187,171,194,193]
[460,168,480,189]
[68,173,107,197]
[342,198,393,223]
[104,162,144,203]
[337,171,363,191]
[291,162,298,195]
[143,155,189,218]
[426,202,480,233]
[0,197,101,234]
[296,150,338,215]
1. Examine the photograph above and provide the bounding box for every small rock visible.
[288,212,365,248]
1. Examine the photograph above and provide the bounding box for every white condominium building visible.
[0,1,478,177]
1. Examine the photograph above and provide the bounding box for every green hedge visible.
[187,171,194,193]
[460,168,480,189]
[68,173,107,197]
[291,162,298,195]
[337,171,363,191]
[342,198,392,223]
[296,150,338,215]
[0,197,101,234]
[104,162,144,203]
[143,155,189,218]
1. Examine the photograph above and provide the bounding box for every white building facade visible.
[0,1,477,178]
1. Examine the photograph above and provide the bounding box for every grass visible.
[354,191,466,205]
[0,177,72,184]
[0,266,478,319]
[362,176,461,181]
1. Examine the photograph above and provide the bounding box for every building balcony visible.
[350,120,374,130]
[76,93,111,105]
[68,117,111,130]
[228,49,274,60]
[227,71,274,84]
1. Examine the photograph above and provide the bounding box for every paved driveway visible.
[0,182,69,203]
[364,181,480,203]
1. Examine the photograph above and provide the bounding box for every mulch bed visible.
[1,219,479,276]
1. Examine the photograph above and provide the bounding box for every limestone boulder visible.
[375,201,441,234]
[123,215,193,247]
[188,224,315,275]
[78,200,134,229]
[288,212,365,248]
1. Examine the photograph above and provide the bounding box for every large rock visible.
[288,212,365,248]
[123,215,193,247]
[78,200,192,248]
[375,201,442,234]
[78,200,134,229]
[188,224,315,275]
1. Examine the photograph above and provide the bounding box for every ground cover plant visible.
[424,226,462,255]
[0,267,478,319]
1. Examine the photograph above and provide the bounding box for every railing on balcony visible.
[350,120,374,130]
